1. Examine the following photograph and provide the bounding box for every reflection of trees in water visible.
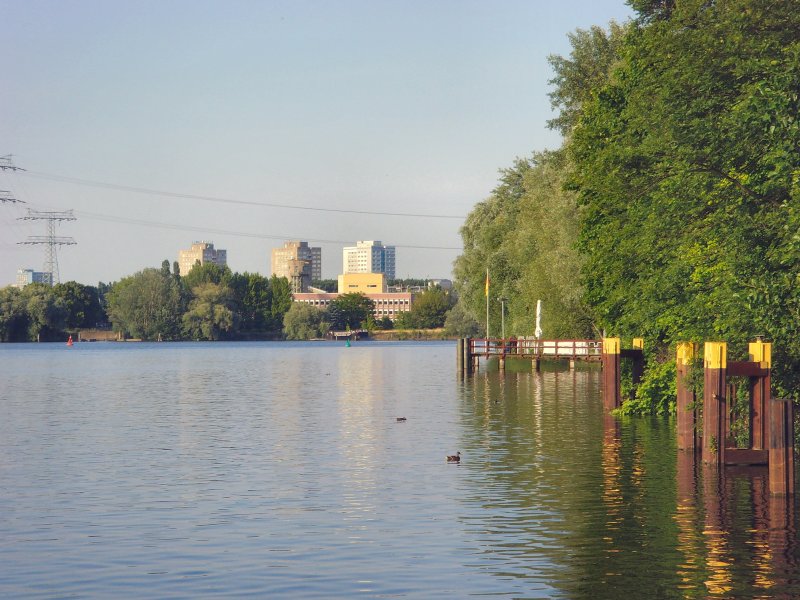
[455,369,800,598]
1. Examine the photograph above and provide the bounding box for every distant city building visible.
[342,240,395,279]
[428,279,453,290]
[336,272,387,294]
[286,259,312,294]
[177,241,227,276]
[271,241,322,281]
[15,268,51,288]
[293,290,415,322]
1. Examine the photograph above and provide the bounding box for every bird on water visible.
[446,451,461,463]
[396,417,407,422]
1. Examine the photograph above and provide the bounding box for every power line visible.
[73,208,462,250]
[17,209,77,285]
[23,171,467,219]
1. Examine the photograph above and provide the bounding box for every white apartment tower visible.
[271,241,322,281]
[178,241,227,276]
[342,240,396,280]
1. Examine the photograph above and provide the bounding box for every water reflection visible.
[457,366,800,599]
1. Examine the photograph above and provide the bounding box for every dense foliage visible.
[454,0,800,410]
[0,282,104,342]
[394,286,455,329]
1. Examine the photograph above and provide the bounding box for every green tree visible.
[0,286,30,342]
[182,262,232,290]
[23,284,67,341]
[403,287,455,329]
[453,152,593,340]
[567,0,800,402]
[444,301,483,337]
[106,268,184,340]
[326,293,375,330]
[182,282,235,340]
[283,302,329,340]
[270,275,293,329]
[53,281,105,329]
[229,272,273,332]
[546,21,628,135]
[311,279,337,292]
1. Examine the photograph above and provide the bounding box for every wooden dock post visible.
[457,339,464,374]
[631,338,644,386]
[769,397,794,496]
[602,337,621,411]
[703,342,727,465]
[676,342,698,451]
[464,338,473,375]
[749,341,771,450]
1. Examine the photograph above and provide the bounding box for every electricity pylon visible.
[0,190,24,204]
[18,209,77,286]
[0,155,25,172]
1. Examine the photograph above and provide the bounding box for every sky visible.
[1,0,633,286]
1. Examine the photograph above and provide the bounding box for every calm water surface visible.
[1,341,799,598]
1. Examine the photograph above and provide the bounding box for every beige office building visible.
[271,241,322,281]
[178,241,227,276]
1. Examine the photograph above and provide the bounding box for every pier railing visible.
[469,338,602,361]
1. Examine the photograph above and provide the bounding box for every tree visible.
[326,293,375,330]
[52,281,105,329]
[23,284,67,341]
[0,286,29,342]
[182,282,235,340]
[444,301,483,337]
[402,286,455,329]
[106,268,184,340]
[283,302,329,340]
[546,21,628,135]
[567,0,800,401]
[311,279,337,292]
[453,151,593,340]
[270,275,293,329]
[182,262,232,290]
[160,259,171,277]
[229,272,273,332]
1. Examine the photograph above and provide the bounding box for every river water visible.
[1,341,798,598]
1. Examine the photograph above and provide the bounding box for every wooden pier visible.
[458,336,795,497]
[457,337,602,375]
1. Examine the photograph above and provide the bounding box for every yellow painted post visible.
[602,337,621,411]
[749,341,772,450]
[632,338,644,350]
[703,342,727,465]
[676,342,698,451]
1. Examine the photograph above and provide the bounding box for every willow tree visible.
[453,152,592,339]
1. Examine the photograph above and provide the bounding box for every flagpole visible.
[485,268,490,339]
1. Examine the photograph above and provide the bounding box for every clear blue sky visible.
[0,0,633,286]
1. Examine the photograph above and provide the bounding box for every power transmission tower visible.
[0,155,25,172]
[0,190,24,204]
[17,209,77,286]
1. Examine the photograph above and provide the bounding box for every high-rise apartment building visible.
[342,240,395,280]
[177,241,227,276]
[271,241,322,281]
[15,268,51,288]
